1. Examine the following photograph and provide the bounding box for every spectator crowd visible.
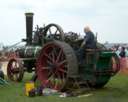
[111,45,128,69]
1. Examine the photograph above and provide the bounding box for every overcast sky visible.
[0,0,128,45]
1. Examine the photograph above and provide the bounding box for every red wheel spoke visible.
[52,47,58,57]
[48,73,54,80]
[48,70,53,77]
[56,49,63,62]
[42,67,51,70]
[47,60,52,65]
[58,60,67,66]
[51,51,55,63]
[53,77,59,89]
[48,74,56,86]
[58,68,67,73]
[54,72,65,90]
[56,71,61,79]
[44,52,53,61]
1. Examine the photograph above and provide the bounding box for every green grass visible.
[0,73,128,102]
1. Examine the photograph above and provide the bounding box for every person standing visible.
[119,47,127,70]
[119,47,126,58]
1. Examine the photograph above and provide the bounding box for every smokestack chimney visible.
[25,12,34,45]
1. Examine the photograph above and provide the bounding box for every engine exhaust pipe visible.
[25,12,34,45]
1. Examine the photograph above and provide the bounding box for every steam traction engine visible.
[7,13,120,90]
[7,13,64,82]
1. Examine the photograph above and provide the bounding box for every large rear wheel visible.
[36,41,78,90]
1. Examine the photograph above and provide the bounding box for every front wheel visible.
[7,59,24,82]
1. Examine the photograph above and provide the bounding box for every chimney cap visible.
[25,12,34,17]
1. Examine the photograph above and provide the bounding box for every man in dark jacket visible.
[81,26,96,49]
[78,26,96,64]
[119,47,126,58]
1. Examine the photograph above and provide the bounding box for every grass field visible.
[0,72,128,102]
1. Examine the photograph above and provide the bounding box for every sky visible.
[0,0,128,45]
